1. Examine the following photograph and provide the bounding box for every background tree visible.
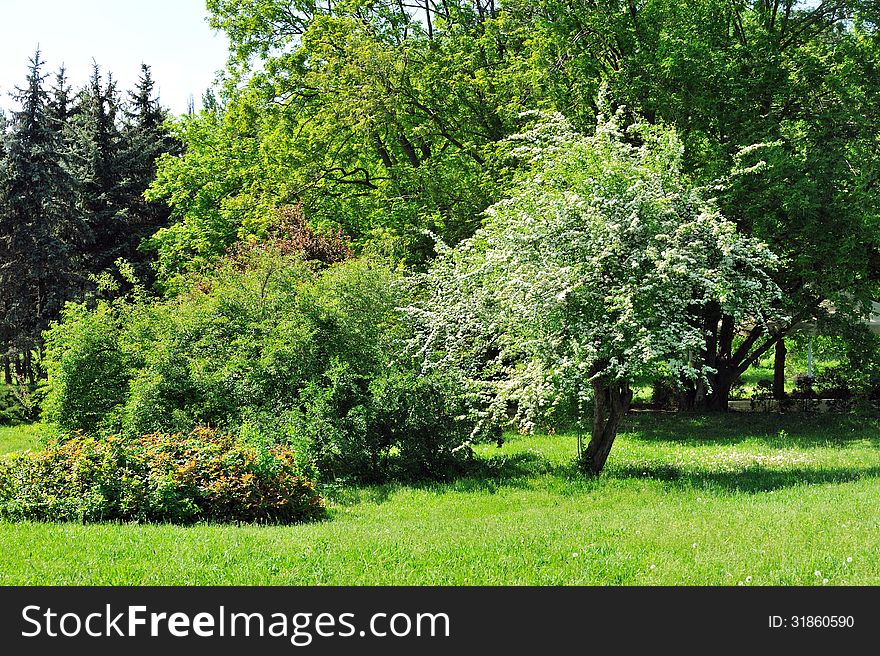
[519,0,880,409]
[0,56,174,382]
[69,64,126,279]
[0,51,85,382]
[118,64,175,287]
[148,0,538,288]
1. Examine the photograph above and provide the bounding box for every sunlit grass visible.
[0,413,878,585]
[0,423,47,455]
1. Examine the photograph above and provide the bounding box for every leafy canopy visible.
[414,109,781,432]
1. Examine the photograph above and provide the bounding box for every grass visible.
[0,413,878,585]
[0,423,47,455]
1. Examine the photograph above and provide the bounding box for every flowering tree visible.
[413,110,781,474]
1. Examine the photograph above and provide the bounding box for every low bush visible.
[0,427,325,524]
[294,363,473,482]
[814,368,854,399]
[650,378,678,409]
[42,301,132,433]
[0,383,42,425]
[792,374,817,399]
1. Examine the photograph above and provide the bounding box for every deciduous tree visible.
[414,111,780,473]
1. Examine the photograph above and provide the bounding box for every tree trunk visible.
[773,338,787,399]
[2,354,10,385]
[13,353,23,382]
[705,371,732,412]
[23,349,35,385]
[582,379,633,475]
[701,312,735,411]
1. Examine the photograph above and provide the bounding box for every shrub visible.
[752,379,774,400]
[42,302,131,433]
[792,375,817,399]
[814,368,854,400]
[292,363,473,482]
[231,204,353,268]
[0,428,325,524]
[41,250,476,483]
[0,383,42,425]
[650,378,678,409]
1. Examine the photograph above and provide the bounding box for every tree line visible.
[150,1,880,413]
[0,52,175,384]
[4,2,880,476]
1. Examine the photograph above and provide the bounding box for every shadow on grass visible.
[325,413,880,505]
[607,463,880,493]
[620,412,880,449]
[327,454,880,506]
[326,451,584,506]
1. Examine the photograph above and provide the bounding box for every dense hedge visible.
[0,428,325,524]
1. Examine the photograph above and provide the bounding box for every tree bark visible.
[23,349,35,385]
[773,337,787,399]
[2,354,11,385]
[701,312,735,411]
[583,379,633,475]
[13,353,23,382]
[705,370,732,412]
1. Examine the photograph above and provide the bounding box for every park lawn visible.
[0,423,47,455]
[0,413,878,586]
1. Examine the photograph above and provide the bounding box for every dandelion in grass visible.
[814,570,821,577]
[746,576,752,583]
[847,557,853,563]
[823,578,829,584]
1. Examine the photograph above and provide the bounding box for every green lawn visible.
[0,423,47,455]
[1,414,878,585]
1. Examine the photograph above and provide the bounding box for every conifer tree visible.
[0,108,11,384]
[0,51,84,381]
[118,64,174,285]
[70,63,126,278]
[47,66,73,131]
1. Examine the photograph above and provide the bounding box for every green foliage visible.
[809,329,880,399]
[0,388,23,426]
[148,1,537,285]
[42,301,131,434]
[0,427,324,524]
[0,384,42,426]
[415,111,780,436]
[0,51,86,361]
[650,378,678,410]
[524,0,880,407]
[294,363,472,482]
[42,247,473,482]
[1,54,174,383]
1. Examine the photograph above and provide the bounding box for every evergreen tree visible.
[47,65,73,131]
[69,63,126,278]
[118,64,174,286]
[0,108,10,384]
[0,50,85,381]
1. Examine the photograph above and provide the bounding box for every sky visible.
[0,0,230,116]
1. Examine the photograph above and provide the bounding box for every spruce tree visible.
[0,108,11,384]
[47,65,73,130]
[0,51,84,380]
[70,63,126,278]
[119,63,174,286]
